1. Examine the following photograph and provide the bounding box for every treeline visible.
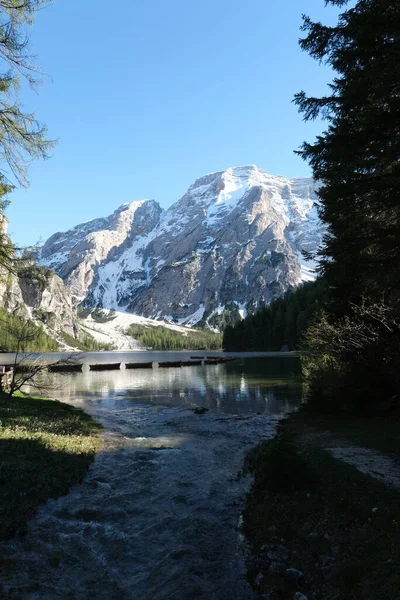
[0,309,58,353]
[127,324,222,350]
[223,280,326,351]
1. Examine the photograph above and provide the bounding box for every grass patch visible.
[0,392,102,540]
[243,432,400,599]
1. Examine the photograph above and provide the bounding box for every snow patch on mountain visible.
[39,165,325,327]
[80,310,201,350]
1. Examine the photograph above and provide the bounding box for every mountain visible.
[0,216,78,347]
[39,200,162,306]
[39,166,324,327]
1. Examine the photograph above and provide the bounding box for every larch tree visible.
[0,0,55,187]
[0,1,55,273]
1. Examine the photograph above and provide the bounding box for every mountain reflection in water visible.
[40,355,303,416]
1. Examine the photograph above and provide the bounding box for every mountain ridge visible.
[39,165,325,327]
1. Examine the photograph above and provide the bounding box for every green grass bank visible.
[0,392,102,540]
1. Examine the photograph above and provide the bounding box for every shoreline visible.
[242,408,400,600]
[0,390,283,597]
[0,370,298,596]
[0,392,103,541]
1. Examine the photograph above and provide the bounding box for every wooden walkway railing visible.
[0,365,14,391]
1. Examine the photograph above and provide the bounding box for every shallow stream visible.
[1,354,302,599]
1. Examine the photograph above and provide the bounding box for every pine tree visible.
[271,303,285,350]
[294,0,400,307]
[284,298,297,349]
[294,1,400,411]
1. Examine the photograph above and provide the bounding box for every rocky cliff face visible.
[0,216,78,338]
[39,166,325,326]
[40,200,162,305]
[17,268,79,338]
[0,266,78,339]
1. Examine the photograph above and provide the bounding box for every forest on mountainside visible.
[0,308,58,353]
[223,280,326,351]
[127,324,222,350]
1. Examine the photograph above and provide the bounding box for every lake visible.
[1,353,303,599]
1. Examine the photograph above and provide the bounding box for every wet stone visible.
[268,525,277,534]
[294,593,309,600]
[285,568,304,583]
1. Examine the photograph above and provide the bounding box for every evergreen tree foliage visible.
[127,324,222,351]
[223,280,327,351]
[0,307,58,352]
[60,330,116,352]
[294,0,400,412]
[294,0,400,306]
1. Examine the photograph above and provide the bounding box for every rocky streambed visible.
[0,358,302,599]
[1,403,287,599]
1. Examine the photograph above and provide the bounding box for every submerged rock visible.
[318,555,336,581]
[193,407,209,414]
[321,565,336,581]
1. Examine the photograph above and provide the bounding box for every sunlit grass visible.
[0,392,103,540]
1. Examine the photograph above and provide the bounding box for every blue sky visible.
[7,0,341,246]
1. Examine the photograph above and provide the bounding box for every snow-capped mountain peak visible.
[39,166,325,326]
